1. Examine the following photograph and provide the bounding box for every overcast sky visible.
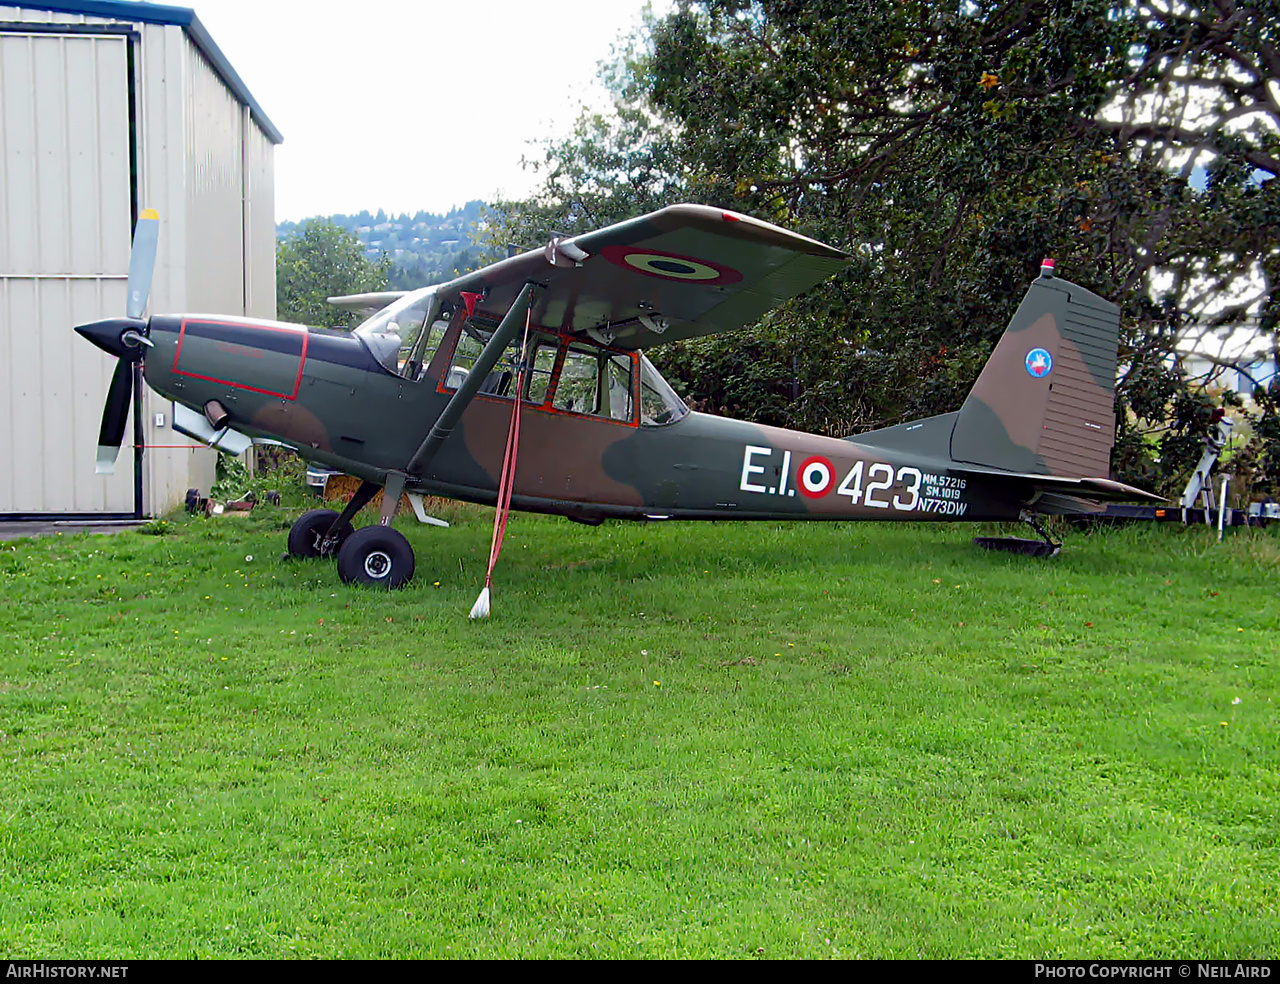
[191,0,666,221]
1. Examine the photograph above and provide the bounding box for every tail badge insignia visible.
[1025,347,1053,378]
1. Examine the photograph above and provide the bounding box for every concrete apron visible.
[0,521,145,542]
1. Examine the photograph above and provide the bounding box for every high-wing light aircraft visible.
[75,205,1159,590]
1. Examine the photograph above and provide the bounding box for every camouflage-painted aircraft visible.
[75,204,1158,589]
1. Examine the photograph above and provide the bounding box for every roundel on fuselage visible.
[797,455,835,499]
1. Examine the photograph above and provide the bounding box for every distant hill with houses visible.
[276,200,501,290]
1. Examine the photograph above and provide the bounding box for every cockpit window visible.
[602,354,634,422]
[437,325,686,427]
[524,341,558,404]
[556,346,602,414]
[446,326,556,399]
[408,317,450,380]
[353,287,442,378]
[554,346,635,422]
[639,354,689,425]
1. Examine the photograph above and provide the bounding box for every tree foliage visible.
[276,220,393,328]
[493,0,1280,495]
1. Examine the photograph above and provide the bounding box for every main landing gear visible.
[285,476,417,588]
[287,509,352,558]
[335,525,415,588]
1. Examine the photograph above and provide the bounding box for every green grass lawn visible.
[0,499,1276,958]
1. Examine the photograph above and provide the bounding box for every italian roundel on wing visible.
[601,245,744,286]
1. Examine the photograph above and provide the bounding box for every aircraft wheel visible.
[287,509,353,559]
[336,526,415,589]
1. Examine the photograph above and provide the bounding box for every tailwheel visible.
[973,513,1062,558]
[973,536,1061,558]
[336,526,416,588]
[287,509,353,559]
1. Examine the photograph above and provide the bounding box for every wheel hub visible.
[363,550,392,579]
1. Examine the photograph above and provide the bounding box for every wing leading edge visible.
[327,290,408,319]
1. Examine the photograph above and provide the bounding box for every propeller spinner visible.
[75,209,159,474]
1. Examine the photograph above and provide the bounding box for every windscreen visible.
[639,355,688,425]
[353,287,440,374]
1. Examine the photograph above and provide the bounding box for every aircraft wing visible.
[433,204,850,349]
[327,290,407,318]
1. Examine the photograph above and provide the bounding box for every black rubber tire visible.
[287,509,353,559]
[336,525,416,588]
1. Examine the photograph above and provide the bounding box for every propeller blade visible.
[95,358,134,475]
[80,209,156,474]
[126,208,160,319]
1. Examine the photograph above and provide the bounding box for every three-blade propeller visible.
[74,209,159,474]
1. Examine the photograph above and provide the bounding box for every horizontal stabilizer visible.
[953,464,1164,504]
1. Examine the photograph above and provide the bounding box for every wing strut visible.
[406,281,541,477]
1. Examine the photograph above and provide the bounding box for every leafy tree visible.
[494,0,1280,493]
[276,220,392,328]
[487,96,686,251]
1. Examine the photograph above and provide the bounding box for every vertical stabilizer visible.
[949,264,1119,478]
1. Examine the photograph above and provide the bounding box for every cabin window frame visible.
[436,321,643,427]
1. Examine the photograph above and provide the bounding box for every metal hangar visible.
[0,0,281,519]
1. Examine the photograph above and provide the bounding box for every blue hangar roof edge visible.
[11,0,283,144]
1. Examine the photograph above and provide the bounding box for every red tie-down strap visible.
[470,307,532,618]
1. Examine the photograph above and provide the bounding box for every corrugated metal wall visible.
[0,28,137,513]
[0,6,277,517]
[136,20,216,514]
[243,108,277,321]
[184,40,245,314]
